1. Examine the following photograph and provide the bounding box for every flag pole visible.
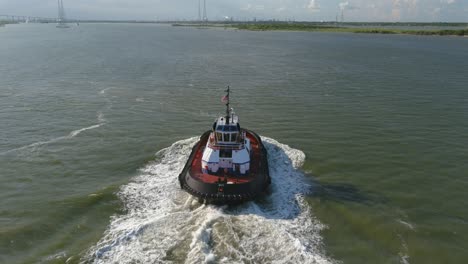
[225,86,230,124]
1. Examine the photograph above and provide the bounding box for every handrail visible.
[207,142,245,150]
[208,132,245,150]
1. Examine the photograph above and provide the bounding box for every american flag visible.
[221,95,229,103]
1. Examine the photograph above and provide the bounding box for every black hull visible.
[178,129,270,204]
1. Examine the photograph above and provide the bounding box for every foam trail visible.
[1,88,112,156]
[97,112,106,123]
[85,137,334,264]
[397,219,415,231]
[69,124,103,137]
[97,86,114,123]
[100,87,112,95]
[398,234,410,264]
[0,123,104,155]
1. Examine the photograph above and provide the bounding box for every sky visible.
[1,0,467,22]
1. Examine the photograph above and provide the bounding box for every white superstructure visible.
[201,89,251,175]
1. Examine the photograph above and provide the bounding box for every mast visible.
[225,86,230,124]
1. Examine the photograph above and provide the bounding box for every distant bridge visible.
[0,15,57,23]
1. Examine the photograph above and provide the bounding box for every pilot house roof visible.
[215,115,240,132]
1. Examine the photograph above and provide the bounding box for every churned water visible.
[87,137,329,264]
[1,23,467,264]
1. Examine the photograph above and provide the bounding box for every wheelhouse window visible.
[219,149,232,158]
[231,133,237,142]
[216,131,240,143]
[216,125,239,132]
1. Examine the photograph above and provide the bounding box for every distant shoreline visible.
[171,22,468,37]
[0,21,18,27]
[233,23,468,37]
[2,21,467,37]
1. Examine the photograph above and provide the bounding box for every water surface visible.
[1,23,467,263]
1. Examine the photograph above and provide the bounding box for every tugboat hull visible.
[179,130,270,204]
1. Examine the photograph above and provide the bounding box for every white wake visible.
[85,137,333,264]
[0,123,104,155]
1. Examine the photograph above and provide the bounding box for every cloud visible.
[441,0,456,4]
[0,0,467,22]
[339,1,349,10]
[390,0,422,21]
[308,0,320,11]
[276,7,286,12]
[240,3,265,11]
[240,4,252,11]
[392,0,419,10]
[255,5,265,11]
[432,7,441,15]
[339,1,358,11]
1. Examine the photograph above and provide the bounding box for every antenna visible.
[198,0,201,22]
[203,0,207,22]
[63,0,67,20]
[57,0,64,22]
[56,0,69,27]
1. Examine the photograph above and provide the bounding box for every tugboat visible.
[179,87,270,204]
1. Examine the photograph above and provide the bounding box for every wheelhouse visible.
[201,88,251,175]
